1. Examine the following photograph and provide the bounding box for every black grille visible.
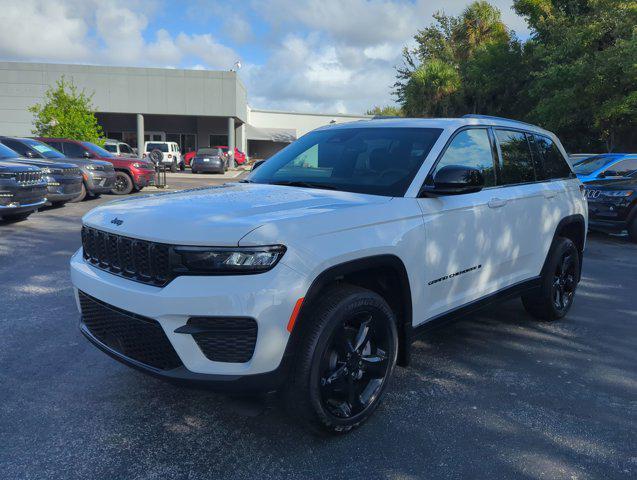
[15,171,43,185]
[79,291,182,370]
[61,167,81,176]
[82,226,172,286]
[188,317,258,363]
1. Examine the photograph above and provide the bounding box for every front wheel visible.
[69,182,87,203]
[284,285,398,434]
[111,171,134,195]
[170,162,177,173]
[628,214,637,243]
[522,237,580,321]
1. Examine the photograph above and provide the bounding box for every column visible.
[136,114,144,159]
[227,117,235,165]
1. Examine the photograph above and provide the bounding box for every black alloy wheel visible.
[318,310,393,419]
[552,250,576,312]
[284,284,398,434]
[111,171,134,195]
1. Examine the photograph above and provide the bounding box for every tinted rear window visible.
[147,143,168,152]
[197,148,222,156]
[495,129,536,185]
[531,134,573,180]
[573,155,616,175]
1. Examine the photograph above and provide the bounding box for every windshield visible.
[0,143,19,159]
[24,139,66,159]
[573,155,617,175]
[82,142,114,157]
[247,127,442,196]
[147,143,168,152]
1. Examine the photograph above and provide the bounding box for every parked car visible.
[104,139,137,158]
[585,169,637,242]
[214,145,246,167]
[38,138,156,195]
[0,137,116,202]
[573,154,637,182]
[0,142,82,206]
[143,141,183,171]
[71,116,587,434]
[0,160,47,221]
[569,153,597,165]
[183,150,196,168]
[190,147,228,174]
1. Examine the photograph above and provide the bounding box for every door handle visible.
[543,191,558,199]
[488,197,507,208]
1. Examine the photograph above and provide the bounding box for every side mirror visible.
[421,164,484,196]
[83,151,92,159]
[603,170,617,177]
[252,160,265,171]
[25,150,35,158]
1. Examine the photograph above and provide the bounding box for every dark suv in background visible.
[0,137,115,202]
[0,160,47,221]
[585,169,637,242]
[38,138,155,195]
[0,143,81,206]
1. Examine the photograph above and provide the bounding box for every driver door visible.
[416,127,506,322]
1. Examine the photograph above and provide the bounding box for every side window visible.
[604,159,637,177]
[63,142,88,158]
[1,139,30,156]
[430,128,496,187]
[495,129,536,185]
[533,134,572,180]
[120,144,132,154]
[47,141,63,151]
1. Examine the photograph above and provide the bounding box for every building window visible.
[209,135,228,147]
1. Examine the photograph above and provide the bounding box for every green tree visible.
[404,59,461,117]
[365,105,404,117]
[29,77,104,144]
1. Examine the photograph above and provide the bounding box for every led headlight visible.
[173,245,286,274]
[85,164,96,170]
[602,190,633,197]
[132,162,143,168]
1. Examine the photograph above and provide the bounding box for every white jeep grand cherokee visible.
[71,116,587,433]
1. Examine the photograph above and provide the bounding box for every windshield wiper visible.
[271,180,337,190]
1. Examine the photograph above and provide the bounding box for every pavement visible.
[0,178,635,480]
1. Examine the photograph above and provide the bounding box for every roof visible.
[316,117,553,136]
[245,125,297,142]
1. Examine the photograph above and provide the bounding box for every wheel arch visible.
[292,254,414,368]
[546,214,586,280]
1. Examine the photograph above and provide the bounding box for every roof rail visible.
[462,114,536,128]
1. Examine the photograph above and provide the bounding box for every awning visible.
[245,125,296,143]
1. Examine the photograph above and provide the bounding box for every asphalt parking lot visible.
[1,176,636,480]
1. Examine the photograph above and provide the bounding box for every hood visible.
[7,157,76,170]
[57,157,111,168]
[82,182,391,245]
[585,177,637,189]
[0,160,41,173]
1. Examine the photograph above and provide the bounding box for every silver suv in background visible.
[104,140,137,158]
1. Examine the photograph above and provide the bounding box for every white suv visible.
[143,141,183,171]
[71,116,587,433]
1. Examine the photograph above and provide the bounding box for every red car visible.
[183,150,197,167]
[214,146,246,166]
[37,138,156,195]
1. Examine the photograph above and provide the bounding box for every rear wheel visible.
[111,171,134,195]
[522,237,580,321]
[284,285,398,434]
[170,162,177,173]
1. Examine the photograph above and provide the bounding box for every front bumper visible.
[45,176,83,203]
[85,170,116,194]
[131,170,155,188]
[0,198,47,217]
[70,249,308,390]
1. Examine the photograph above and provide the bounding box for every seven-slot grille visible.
[61,167,81,176]
[15,171,43,185]
[82,226,172,286]
[187,317,258,363]
[79,291,182,370]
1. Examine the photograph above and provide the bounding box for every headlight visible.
[132,162,143,168]
[603,190,633,197]
[173,245,286,274]
[40,167,52,174]
[85,164,96,170]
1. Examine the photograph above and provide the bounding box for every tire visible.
[69,182,87,203]
[628,213,637,243]
[179,162,185,171]
[284,284,398,435]
[192,169,198,174]
[233,159,238,169]
[111,171,134,195]
[522,237,580,321]
[170,162,177,173]
[2,212,32,221]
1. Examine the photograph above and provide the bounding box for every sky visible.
[0,0,531,115]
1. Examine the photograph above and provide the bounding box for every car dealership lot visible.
[1,180,636,480]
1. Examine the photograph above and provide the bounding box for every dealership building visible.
[0,61,370,159]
